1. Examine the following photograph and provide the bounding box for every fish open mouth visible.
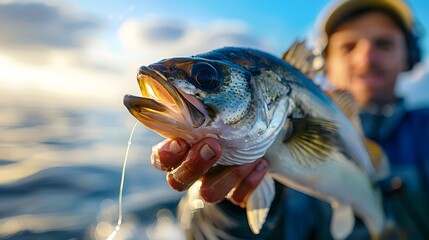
[123,66,206,138]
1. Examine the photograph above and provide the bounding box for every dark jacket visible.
[179,101,429,240]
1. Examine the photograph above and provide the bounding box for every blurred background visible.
[1,0,428,239]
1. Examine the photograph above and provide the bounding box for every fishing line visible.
[107,121,139,240]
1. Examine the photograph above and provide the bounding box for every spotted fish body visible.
[124,45,387,239]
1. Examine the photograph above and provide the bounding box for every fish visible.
[123,41,389,240]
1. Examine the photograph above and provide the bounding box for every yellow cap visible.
[316,0,415,49]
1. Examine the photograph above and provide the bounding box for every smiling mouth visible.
[123,66,206,134]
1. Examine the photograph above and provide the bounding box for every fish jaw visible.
[123,66,211,141]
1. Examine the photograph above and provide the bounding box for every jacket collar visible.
[360,99,407,141]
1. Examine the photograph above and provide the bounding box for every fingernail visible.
[200,144,216,161]
[255,161,267,172]
[169,140,182,154]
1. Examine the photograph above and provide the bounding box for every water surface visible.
[0,90,184,239]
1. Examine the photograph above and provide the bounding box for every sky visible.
[1,0,429,109]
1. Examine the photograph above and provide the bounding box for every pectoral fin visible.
[246,175,275,234]
[330,202,355,240]
[283,118,343,166]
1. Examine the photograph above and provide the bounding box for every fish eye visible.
[190,62,220,91]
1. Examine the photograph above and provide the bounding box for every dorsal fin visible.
[326,89,359,118]
[281,40,324,79]
[325,89,362,134]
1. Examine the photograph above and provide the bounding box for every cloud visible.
[0,10,279,103]
[118,16,273,65]
[0,1,100,64]
[397,59,429,109]
[144,23,185,42]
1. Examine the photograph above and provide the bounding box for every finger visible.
[199,159,262,203]
[166,138,222,191]
[229,159,268,207]
[151,138,189,171]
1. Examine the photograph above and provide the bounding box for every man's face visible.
[325,11,408,107]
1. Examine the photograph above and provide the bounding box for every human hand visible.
[151,137,269,207]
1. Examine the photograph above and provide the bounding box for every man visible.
[150,0,429,239]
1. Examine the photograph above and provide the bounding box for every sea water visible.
[0,91,184,239]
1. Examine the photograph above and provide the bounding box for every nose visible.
[352,41,378,69]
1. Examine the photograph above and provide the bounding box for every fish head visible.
[123,55,256,143]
